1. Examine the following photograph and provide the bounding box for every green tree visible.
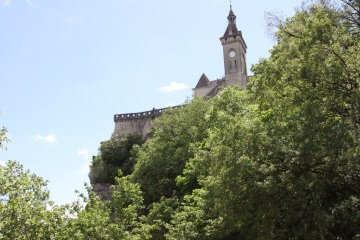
[172,87,259,239]
[130,197,179,240]
[3,1,359,239]
[59,185,123,240]
[0,161,67,240]
[89,133,143,184]
[60,174,144,240]
[188,1,360,239]
[0,115,10,149]
[166,188,224,240]
[110,173,144,233]
[132,98,210,204]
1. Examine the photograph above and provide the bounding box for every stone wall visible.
[114,116,154,139]
[113,106,181,139]
[94,107,180,199]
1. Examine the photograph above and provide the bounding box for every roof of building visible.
[205,79,226,97]
[223,23,240,38]
[195,73,210,88]
[228,9,235,18]
[193,74,226,98]
[221,8,241,39]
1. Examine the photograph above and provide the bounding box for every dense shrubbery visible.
[89,133,144,184]
[1,1,359,239]
[132,97,210,204]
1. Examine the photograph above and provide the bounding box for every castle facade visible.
[114,6,247,139]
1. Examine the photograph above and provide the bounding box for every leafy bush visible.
[89,133,143,184]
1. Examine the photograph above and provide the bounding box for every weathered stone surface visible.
[94,7,249,202]
[114,117,154,139]
[193,7,248,97]
[92,183,112,201]
[113,8,248,139]
[220,7,248,88]
[113,106,181,139]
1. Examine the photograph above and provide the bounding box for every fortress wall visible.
[113,106,182,139]
[114,117,154,139]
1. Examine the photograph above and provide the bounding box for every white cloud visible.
[31,134,57,143]
[2,0,11,6]
[77,148,91,174]
[0,160,6,166]
[159,82,187,93]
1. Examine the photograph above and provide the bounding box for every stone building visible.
[114,6,247,139]
[193,6,248,97]
[94,6,248,200]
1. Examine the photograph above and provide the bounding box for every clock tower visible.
[192,5,248,97]
[220,6,248,87]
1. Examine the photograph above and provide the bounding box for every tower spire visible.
[227,3,236,25]
[220,4,248,88]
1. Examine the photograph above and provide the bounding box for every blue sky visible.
[0,0,303,205]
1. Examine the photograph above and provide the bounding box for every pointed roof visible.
[221,7,241,39]
[228,9,235,20]
[228,4,236,22]
[223,23,240,38]
[195,73,210,88]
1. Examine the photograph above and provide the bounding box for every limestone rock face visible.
[92,183,112,201]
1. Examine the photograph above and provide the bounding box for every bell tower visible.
[220,5,248,87]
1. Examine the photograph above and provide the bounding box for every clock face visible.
[229,51,236,58]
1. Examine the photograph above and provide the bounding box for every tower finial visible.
[227,1,236,24]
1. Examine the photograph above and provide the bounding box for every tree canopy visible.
[0,161,68,240]
[1,1,359,239]
[89,133,144,184]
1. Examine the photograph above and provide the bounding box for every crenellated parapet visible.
[113,105,182,139]
[114,107,166,122]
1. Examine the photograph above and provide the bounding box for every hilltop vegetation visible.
[89,133,144,184]
[1,0,359,239]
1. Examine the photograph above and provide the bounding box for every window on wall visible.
[235,60,237,68]
[230,61,232,70]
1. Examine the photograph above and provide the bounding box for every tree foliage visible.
[0,115,10,149]
[131,97,210,204]
[59,176,144,240]
[191,1,360,238]
[89,133,143,184]
[0,161,67,240]
[1,1,359,239]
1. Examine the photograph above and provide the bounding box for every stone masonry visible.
[95,6,248,200]
[113,106,181,139]
[113,6,247,139]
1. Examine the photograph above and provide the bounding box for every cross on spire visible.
[230,0,232,10]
